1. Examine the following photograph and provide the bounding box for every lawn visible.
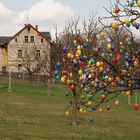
[0,76,140,140]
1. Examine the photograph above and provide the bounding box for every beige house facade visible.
[0,24,51,75]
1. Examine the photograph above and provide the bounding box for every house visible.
[0,24,51,75]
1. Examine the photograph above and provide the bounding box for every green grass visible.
[0,76,140,140]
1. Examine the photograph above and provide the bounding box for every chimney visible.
[35,25,38,30]
[24,24,27,27]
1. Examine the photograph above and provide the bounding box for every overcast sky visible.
[0,0,114,36]
[0,0,139,40]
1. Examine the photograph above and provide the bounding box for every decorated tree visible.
[54,1,140,125]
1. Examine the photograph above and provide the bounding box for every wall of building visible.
[0,47,8,72]
[7,26,50,75]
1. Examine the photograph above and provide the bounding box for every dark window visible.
[18,50,22,57]
[41,38,43,43]
[28,26,30,31]
[30,36,34,43]
[36,50,40,58]
[18,64,22,71]
[24,36,28,43]
[15,38,17,42]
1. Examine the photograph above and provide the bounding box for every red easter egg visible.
[70,85,75,91]
[112,57,117,63]
[133,103,139,110]
[80,61,85,67]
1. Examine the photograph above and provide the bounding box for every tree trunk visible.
[71,95,77,126]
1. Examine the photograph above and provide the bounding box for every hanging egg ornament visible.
[129,0,134,7]
[92,105,96,111]
[109,53,113,58]
[88,94,93,100]
[126,21,131,27]
[132,20,136,27]
[80,61,85,67]
[65,111,70,116]
[133,103,139,110]
[124,18,129,24]
[112,57,117,63]
[80,56,84,61]
[66,79,71,86]
[96,61,100,67]
[134,61,138,66]
[56,62,61,69]
[114,25,119,31]
[65,91,69,96]
[99,66,104,72]
[135,23,140,29]
[119,81,124,87]
[114,100,119,107]
[101,94,105,100]
[88,101,92,107]
[54,70,59,76]
[79,108,83,113]
[67,53,71,58]
[61,77,65,83]
[77,45,81,50]
[100,32,104,38]
[78,70,83,75]
[55,75,60,80]
[107,104,111,110]
[62,46,67,53]
[69,73,73,78]
[107,44,111,49]
[108,77,112,82]
[112,22,116,28]
[70,85,75,91]
[70,79,75,85]
[127,40,132,47]
[90,58,95,65]
[76,49,82,56]
[115,76,121,83]
[73,40,77,44]
[89,117,94,123]
[115,7,120,13]
[126,91,130,96]
[99,107,103,113]
[83,109,87,114]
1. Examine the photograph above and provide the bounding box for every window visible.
[15,38,17,42]
[28,26,30,31]
[18,64,22,71]
[36,50,40,58]
[24,36,28,43]
[18,50,22,57]
[41,38,43,43]
[30,36,34,43]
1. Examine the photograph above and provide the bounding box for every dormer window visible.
[28,26,30,31]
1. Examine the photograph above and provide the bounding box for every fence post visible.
[8,69,11,92]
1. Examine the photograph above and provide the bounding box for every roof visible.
[41,32,51,40]
[9,24,51,43]
[0,37,11,46]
